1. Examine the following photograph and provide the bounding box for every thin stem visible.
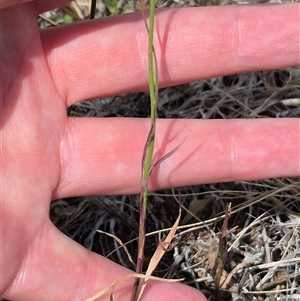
[90,0,97,19]
[131,0,158,300]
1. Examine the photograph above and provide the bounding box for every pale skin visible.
[0,0,299,300]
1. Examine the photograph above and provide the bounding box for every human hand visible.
[1,1,299,300]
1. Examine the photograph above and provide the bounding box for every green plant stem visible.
[141,0,157,218]
[140,0,158,261]
[131,1,158,300]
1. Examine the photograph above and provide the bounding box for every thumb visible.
[3,220,207,301]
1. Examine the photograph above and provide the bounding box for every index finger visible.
[40,4,300,106]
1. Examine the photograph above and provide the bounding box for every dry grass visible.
[37,0,300,300]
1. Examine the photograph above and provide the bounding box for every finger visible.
[0,0,32,9]
[54,118,300,199]
[40,4,300,107]
[3,221,207,301]
[0,0,74,13]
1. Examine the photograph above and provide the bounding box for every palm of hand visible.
[2,4,73,297]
